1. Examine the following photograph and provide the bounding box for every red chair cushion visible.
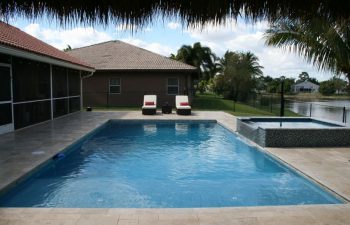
[180,102,189,106]
[145,101,155,106]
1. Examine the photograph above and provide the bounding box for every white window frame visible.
[0,63,14,135]
[109,77,121,94]
[167,77,179,95]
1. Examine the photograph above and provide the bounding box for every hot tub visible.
[236,117,350,147]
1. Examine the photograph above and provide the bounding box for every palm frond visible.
[264,17,350,80]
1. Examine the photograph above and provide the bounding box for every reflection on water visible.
[143,124,157,134]
[286,100,350,124]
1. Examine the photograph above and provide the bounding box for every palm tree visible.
[63,45,72,52]
[174,42,217,80]
[217,51,263,100]
[241,52,264,77]
[264,17,350,83]
[220,51,263,76]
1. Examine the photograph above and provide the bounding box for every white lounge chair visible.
[142,95,157,115]
[175,95,191,115]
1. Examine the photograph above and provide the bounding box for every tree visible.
[264,76,295,93]
[298,72,309,82]
[295,72,319,85]
[265,17,350,84]
[308,77,320,85]
[214,51,263,101]
[331,77,348,93]
[319,76,348,95]
[169,53,176,60]
[319,81,336,95]
[63,45,72,52]
[172,42,218,80]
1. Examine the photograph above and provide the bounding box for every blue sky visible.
[9,16,336,81]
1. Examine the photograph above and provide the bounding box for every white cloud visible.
[120,38,174,56]
[21,23,171,57]
[185,20,335,81]
[23,24,112,50]
[18,20,339,81]
[167,22,180,30]
[24,23,41,37]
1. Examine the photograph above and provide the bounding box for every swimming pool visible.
[0,120,342,207]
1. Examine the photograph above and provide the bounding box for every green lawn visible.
[192,94,300,116]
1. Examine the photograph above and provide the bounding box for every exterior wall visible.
[292,81,319,93]
[83,70,193,107]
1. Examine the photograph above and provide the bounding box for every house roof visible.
[293,80,319,87]
[67,40,196,71]
[0,21,93,70]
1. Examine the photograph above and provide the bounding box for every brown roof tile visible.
[67,40,196,71]
[0,21,93,69]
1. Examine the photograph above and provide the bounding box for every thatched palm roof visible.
[1,1,349,27]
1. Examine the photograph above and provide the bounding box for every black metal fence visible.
[83,90,349,124]
[241,93,283,116]
[285,99,349,124]
[237,93,349,124]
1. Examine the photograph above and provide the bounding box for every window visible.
[167,78,179,95]
[109,78,121,94]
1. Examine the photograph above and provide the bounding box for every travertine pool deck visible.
[0,111,350,225]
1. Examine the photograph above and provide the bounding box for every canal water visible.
[286,100,350,125]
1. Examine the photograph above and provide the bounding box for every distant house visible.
[292,81,319,93]
[0,22,94,134]
[67,41,196,107]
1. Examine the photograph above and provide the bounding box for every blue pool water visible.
[0,121,342,207]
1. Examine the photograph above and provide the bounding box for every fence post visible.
[106,92,109,108]
[309,104,312,117]
[280,80,285,117]
[253,95,255,108]
[270,94,273,113]
[343,107,346,123]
